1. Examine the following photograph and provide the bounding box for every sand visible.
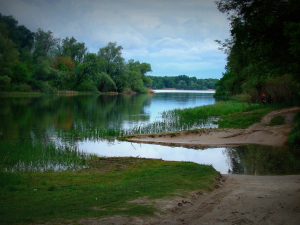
[125,106,300,148]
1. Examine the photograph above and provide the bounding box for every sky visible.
[0,0,230,79]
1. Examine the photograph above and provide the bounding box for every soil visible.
[55,107,300,224]
[86,174,300,225]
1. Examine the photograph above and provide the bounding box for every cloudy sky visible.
[0,0,230,79]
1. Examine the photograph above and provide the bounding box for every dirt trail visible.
[125,106,300,147]
[80,175,300,225]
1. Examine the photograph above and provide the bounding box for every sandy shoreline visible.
[125,106,300,148]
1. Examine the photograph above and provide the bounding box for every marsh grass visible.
[0,158,218,224]
[0,141,95,173]
[58,101,291,141]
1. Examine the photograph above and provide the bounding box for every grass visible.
[60,101,293,142]
[0,141,94,173]
[162,101,289,129]
[267,115,285,126]
[0,157,219,224]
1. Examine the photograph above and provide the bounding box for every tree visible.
[98,42,125,83]
[0,23,19,79]
[215,0,300,100]
[60,37,87,64]
[52,56,75,72]
[0,13,34,51]
[33,28,59,60]
[96,72,117,92]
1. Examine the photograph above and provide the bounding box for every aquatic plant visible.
[0,141,95,172]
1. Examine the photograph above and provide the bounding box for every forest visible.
[214,0,300,103]
[148,75,218,90]
[0,14,152,94]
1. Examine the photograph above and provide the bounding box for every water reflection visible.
[1,93,300,175]
[79,141,229,174]
[224,145,300,175]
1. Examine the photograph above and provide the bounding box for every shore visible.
[124,106,300,148]
[86,106,300,224]
[94,174,300,225]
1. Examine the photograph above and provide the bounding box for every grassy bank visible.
[0,158,218,224]
[162,101,289,129]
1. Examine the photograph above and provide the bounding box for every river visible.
[1,91,299,175]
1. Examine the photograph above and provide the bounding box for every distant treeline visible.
[0,13,152,94]
[147,75,218,90]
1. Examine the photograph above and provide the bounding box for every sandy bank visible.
[125,107,300,148]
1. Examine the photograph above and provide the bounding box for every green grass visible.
[0,158,218,224]
[0,141,94,173]
[163,101,289,129]
[267,115,285,126]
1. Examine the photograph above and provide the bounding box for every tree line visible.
[0,14,152,94]
[148,75,218,90]
[214,0,300,103]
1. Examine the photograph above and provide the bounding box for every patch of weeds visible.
[267,115,285,126]
[169,132,177,137]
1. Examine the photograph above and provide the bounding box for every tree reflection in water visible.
[225,145,300,175]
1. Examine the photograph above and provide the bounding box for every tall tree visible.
[33,28,59,60]
[60,37,87,64]
[0,23,19,86]
[98,42,125,83]
[215,0,300,100]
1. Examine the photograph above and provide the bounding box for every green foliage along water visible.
[0,14,152,94]
[148,75,218,90]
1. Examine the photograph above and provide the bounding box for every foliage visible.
[215,0,300,102]
[51,56,75,72]
[0,14,152,94]
[148,75,218,90]
[288,111,300,147]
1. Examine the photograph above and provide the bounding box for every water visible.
[1,91,299,175]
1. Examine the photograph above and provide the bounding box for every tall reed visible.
[0,141,95,172]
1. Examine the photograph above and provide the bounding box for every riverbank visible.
[95,174,300,225]
[123,106,300,148]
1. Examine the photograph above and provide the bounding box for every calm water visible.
[1,91,299,174]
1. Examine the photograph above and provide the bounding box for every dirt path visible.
[81,175,300,225]
[125,106,300,147]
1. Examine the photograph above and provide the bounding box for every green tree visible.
[98,42,125,85]
[95,72,117,92]
[0,23,19,85]
[60,36,87,64]
[33,28,59,60]
[215,0,300,101]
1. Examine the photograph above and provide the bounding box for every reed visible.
[0,141,95,173]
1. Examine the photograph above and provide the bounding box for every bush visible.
[265,74,298,103]
[288,111,300,147]
[77,80,98,93]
